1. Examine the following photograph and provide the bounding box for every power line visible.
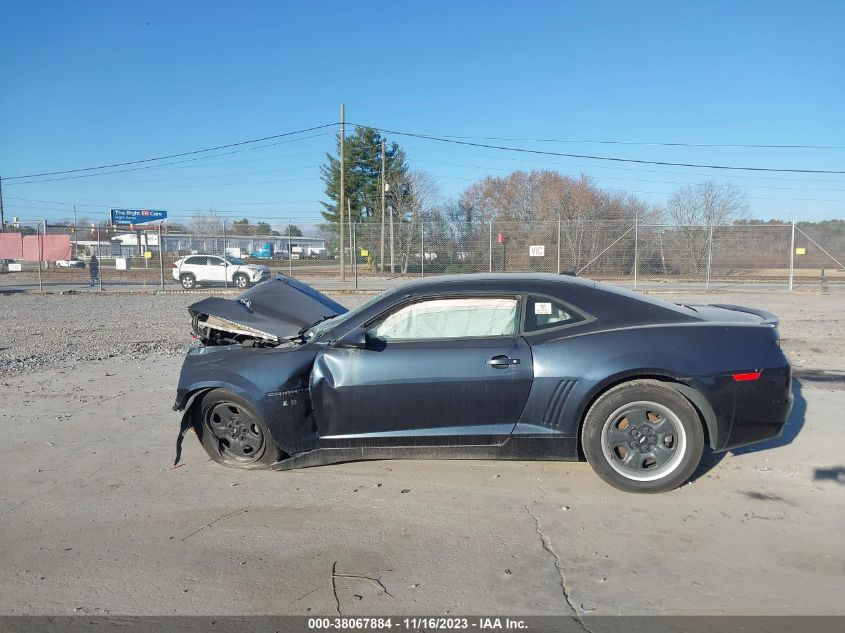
[9,176,323,191]
[37,164,323,186]
[411,158,845,193]
[5,196,323,208]
[435,133,845,150]
[4,123,337,180]
[402,143,845,184]
[353,123,845,174]
[6,132,332,185]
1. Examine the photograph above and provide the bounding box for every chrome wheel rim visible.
[182,276,194,288]
[205,402,265,464]
[236,276,248,288]
[600,400,686,482]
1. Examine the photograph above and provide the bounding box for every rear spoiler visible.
[710,304,779,327]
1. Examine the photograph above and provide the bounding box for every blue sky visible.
[1,0,843,229]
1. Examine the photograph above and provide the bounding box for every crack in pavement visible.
[524,505,591,631]
[180,506,250,541]
[331,561,395,615]
[331,561,342,615]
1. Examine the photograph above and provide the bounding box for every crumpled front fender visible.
[173,345,321,464]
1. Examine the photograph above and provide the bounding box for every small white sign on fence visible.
[115,258,128,270]
[529,245,545,257]
[8,263,22,272]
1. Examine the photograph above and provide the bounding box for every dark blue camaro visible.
[174,273,792,493]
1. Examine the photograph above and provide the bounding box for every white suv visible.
[172,255,271,289]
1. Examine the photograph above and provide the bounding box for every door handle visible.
[486,355,520,369]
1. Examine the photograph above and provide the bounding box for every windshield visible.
[224,255,247,265]
[303,290,392,341]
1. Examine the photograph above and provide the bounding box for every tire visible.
[180,273,196,289]
[581,380,704,493]
[196,389,280,469]
[233,273,250,289]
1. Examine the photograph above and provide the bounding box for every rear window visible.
[523,295,586,333]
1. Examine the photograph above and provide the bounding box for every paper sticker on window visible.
[535,302,552,315]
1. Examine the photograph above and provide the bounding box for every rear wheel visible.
[180,273,196,289]
[581,381,704,493]
[197,389,279,469]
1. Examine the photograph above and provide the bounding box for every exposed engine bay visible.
[187,274,347,347]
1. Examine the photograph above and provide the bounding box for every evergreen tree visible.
[320,126,408,224]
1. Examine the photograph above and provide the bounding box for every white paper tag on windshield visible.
[535,302,552,315]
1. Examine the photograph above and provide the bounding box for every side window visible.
[368,297,519,341]
[185,256,207,266]
[207,257,223,266]
[523,295,586,333]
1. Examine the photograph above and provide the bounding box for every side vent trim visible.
[541,379,577,428]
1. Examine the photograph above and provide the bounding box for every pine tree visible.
[320,126,408,224]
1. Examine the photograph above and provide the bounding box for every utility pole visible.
[389,204,395,274]
[789,217,796,292]
[288,219,293,278]
[420,220,424,278]
[158,222,164,291]
[339,103,346,282]
[380,140,386,273]
[633,215,638,290]
[556,214,561,274]
[37,220,44,292]
[348,199,354,281]
[96,224,103,291]
[0,175,5,229]
[73,204,78,255]
[222,218,228,290]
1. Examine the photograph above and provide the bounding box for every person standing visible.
[89,253,100,287]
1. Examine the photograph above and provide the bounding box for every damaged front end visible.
[173,275,349,465]
[188,274,347,347]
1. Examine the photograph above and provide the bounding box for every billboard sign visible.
[110,209,167,225]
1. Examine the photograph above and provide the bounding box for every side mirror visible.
[333,326,367,349]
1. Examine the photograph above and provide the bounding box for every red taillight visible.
[733,372,762,382]
[170,263,177,268]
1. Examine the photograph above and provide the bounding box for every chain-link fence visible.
[1,218,843,291]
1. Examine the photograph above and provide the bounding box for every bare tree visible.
[663,181,749,226]
[458,171,648,273]
[386,170,440,273]
[660,181,749,275]
[189,210,223,235]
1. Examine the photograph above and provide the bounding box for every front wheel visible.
[197,389,279,469]
[180,273,196,289]
[581,381,704,493]
[233,273,250,289]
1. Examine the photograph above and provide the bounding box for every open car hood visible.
[188,275,347,346]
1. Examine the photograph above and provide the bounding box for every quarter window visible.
[368,297,519,341]
[523,295,585,333]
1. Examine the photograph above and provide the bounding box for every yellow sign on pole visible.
[360,249,369,257]
[795,247,806,255]
[144,251,153,259]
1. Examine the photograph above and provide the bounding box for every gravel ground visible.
[0,290,372,375]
